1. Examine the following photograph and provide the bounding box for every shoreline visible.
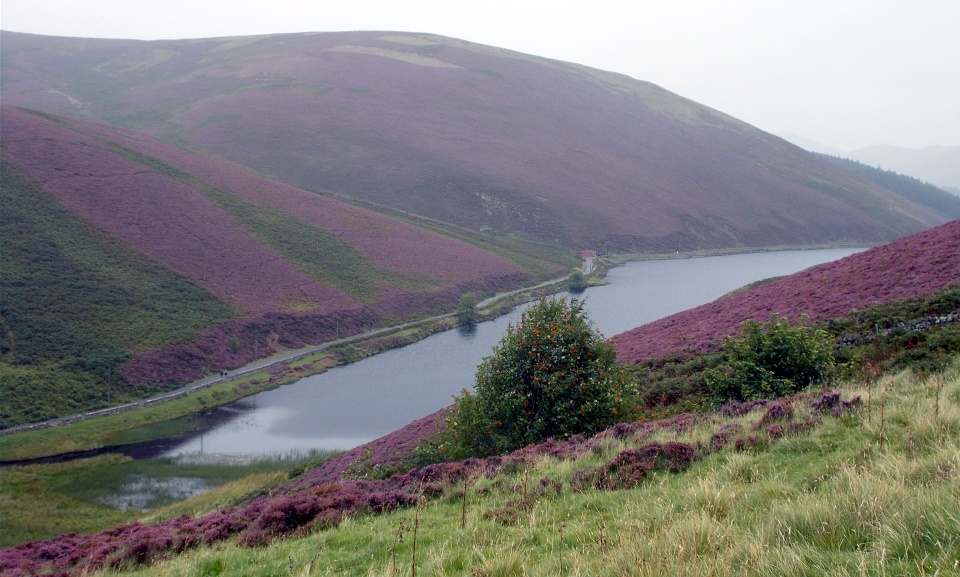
[0,272,579,461]
[0,243,866,462]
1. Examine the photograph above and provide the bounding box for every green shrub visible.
[456,293,479,325]
[708,314,834,402]
[439,297,638,458]
[568,270,588,292]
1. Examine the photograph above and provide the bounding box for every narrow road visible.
[1,272,574,437]
[582,256,595,275]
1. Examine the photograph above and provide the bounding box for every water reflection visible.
[457,322,479,337]
[97,475,211,512]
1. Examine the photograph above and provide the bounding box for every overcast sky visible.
[2,0,958,151]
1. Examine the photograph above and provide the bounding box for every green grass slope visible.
[0,162,238,427]
[223,373,960,576]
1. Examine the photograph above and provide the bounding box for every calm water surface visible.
[156,248,862,459]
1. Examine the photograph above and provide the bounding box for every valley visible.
[1,26,958,576]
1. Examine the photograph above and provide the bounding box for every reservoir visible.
[154,248,863,460]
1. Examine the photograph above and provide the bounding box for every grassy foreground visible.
[111,360,959,577]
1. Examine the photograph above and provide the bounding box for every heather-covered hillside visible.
[1,106,540,314]
[0,106,570,426]
[0,31,946,251]
[613,219,960,364]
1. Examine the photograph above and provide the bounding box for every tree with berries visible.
[440,297,638,458]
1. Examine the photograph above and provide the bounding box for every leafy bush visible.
[707,314,834,402]
[439,297,639,458]
[568,269,587,292]
[456,293,479,325]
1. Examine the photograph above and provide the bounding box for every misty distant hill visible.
[0,30,946,252]
[815,154,960,218]
[844,145,960,195]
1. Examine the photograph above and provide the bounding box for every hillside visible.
[0,30,947,252]
[0,105,571,427]
[3,221,959,575]
[613,219,960,364]
[816,153,960,218]
[846,144,960,194]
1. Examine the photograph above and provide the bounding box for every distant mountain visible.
[613,219,960,364]
[815,154,960,218]
[0,30,946,252]
[845,145,960,194]
[0,106,571,427]
[776,133,844,156]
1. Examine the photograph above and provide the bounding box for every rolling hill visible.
[0,30,947,252]
[815,154,960,219]
[0,105,571,427]
[845,144,960,194]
